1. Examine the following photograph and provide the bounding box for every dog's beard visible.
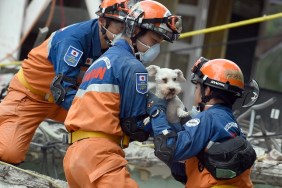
[162,88,181,100]
[165,93,176,99]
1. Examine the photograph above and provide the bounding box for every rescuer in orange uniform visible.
[0,0,130,164]
[147,58,257,188]
[63,1,182,187]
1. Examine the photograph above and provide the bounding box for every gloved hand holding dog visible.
[147,91,167,116]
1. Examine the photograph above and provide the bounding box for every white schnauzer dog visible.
[146,65,191,124]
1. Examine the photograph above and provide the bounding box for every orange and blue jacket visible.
[65,39,150,137]
[150,104,253,187]
[21,19,103,109]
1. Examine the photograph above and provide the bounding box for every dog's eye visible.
[162,78,167,83]
[173,78,177,81]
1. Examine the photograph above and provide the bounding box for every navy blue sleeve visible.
[151,111,212,162]
[49,39,83,110]
[118,59,149,130]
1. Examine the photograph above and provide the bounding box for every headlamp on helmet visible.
[167,15,182,35]
[96,0,129,22]
[125,0,182,42]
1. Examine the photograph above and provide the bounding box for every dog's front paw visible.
[177,109,191,118]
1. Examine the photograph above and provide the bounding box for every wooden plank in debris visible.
[0,161,67,188]
[0,0,27,62]
[251,161,282,186]
[22,0,51,37]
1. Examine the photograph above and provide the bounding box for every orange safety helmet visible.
[96,0,129,22]
[125,0,182,42]
[191,57,244,97]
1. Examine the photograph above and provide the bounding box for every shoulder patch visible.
[186,118,200,127]
[136,73,148,94]
[64,46,83,67]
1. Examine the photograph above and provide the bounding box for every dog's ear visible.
[175,69,186,82]
[146,65,160,77]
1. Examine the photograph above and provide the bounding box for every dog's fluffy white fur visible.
[146,65,190,124]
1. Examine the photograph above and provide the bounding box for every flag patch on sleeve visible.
[64,46,83,67]
[136,73,148,94]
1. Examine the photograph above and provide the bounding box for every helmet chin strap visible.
[131,36,139,59]
[101,19,112,47]
[131,29,147,60]
[198,84,213,112]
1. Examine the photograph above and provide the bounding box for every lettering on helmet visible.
[210,80,225,87]
[225,70,243,81]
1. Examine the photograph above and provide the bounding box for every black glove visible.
[171,162,188,184]
[147,91,167,116]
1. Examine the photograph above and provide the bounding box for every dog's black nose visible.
[169,88,175,92]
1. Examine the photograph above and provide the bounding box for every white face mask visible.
[136,40,160,63]
[190,104,214,118]
[103,26,122,44]
[190,106,200,118]
[112,33,123,44]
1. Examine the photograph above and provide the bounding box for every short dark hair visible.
[210,87,238,107]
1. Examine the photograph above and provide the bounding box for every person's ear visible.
[98,17,106,27]
[205,86,212,96]
[132,27,141,37]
